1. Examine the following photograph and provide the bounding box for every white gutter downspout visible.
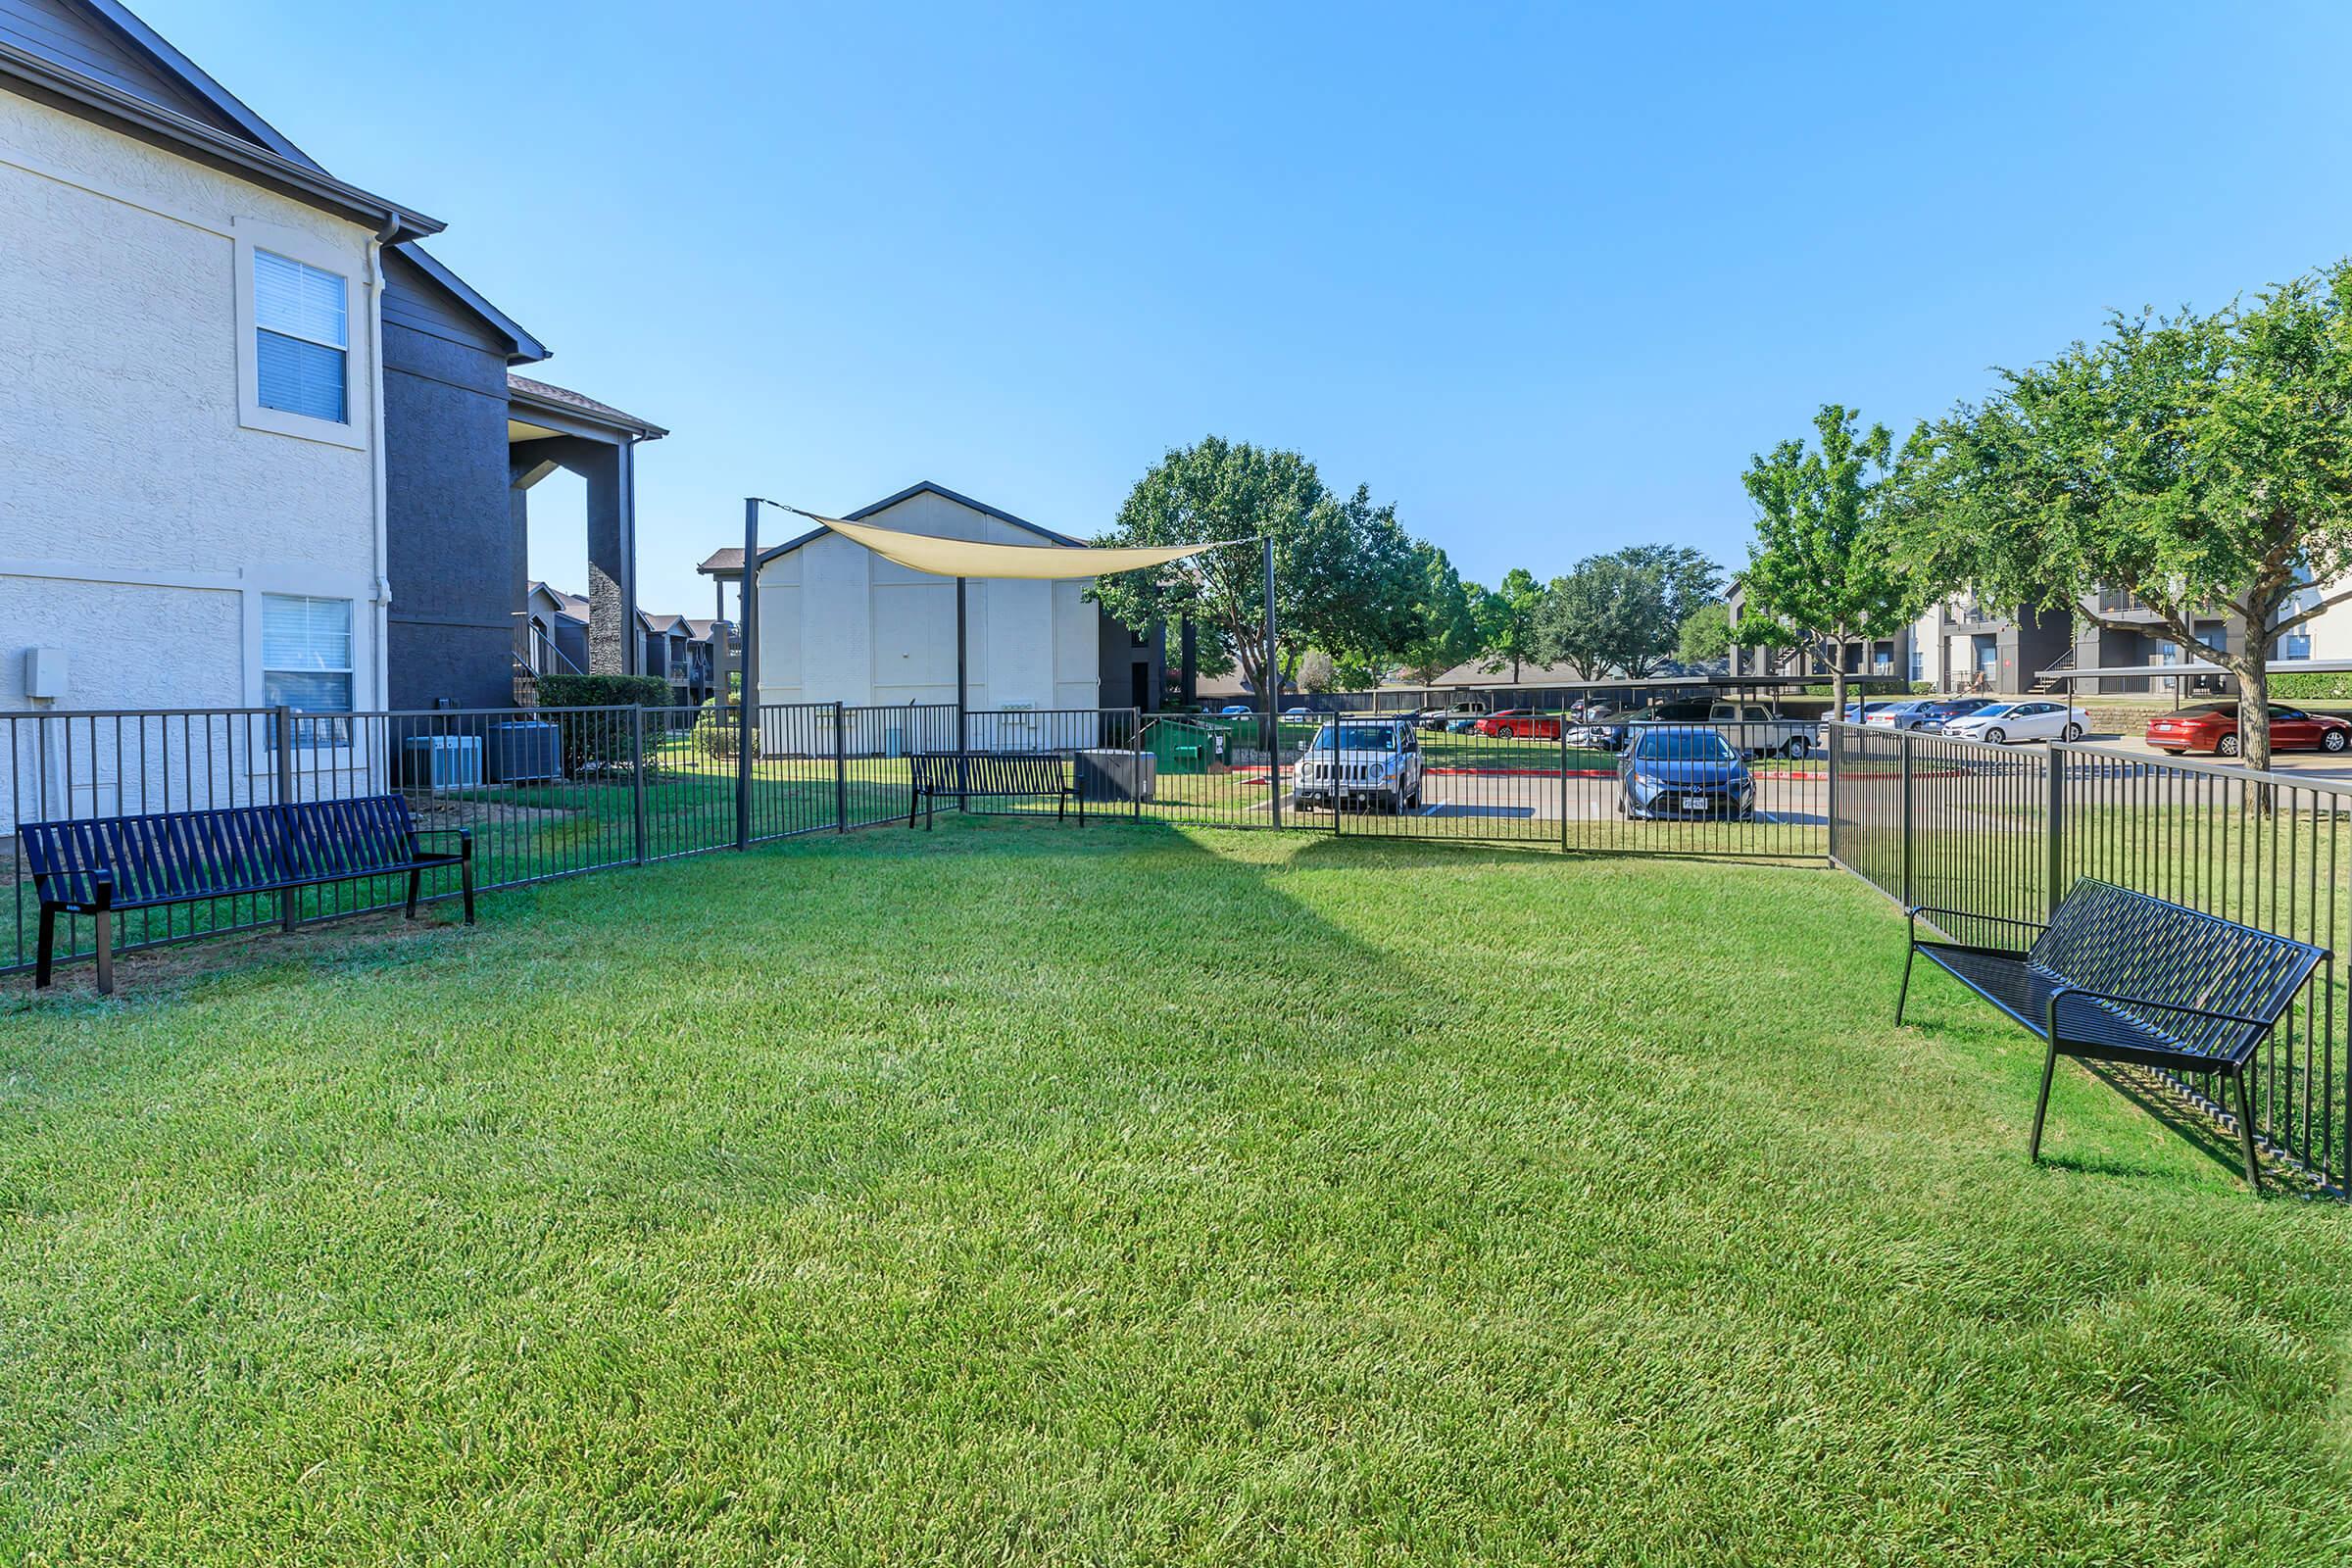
[367,220,395,713]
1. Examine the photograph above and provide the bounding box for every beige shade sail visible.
[791,510,1236,580]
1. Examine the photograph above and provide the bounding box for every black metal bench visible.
[20,795,473,996]
[906,752,1081,830]
[1896,878,2326,1189]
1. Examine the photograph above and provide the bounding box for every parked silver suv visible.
[1295,718,1425,813]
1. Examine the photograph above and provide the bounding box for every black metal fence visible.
[1830,721,2350,1193]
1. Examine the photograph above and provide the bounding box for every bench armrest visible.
[1909,905,2038,956]
[2048,985,2278,1034]
[1907,905,2047,935]
[411,826,473,858]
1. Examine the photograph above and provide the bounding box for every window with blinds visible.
[254,250,348,423]
[263,594,354,720]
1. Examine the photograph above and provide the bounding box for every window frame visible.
[232,220,367,449]
[260,592,356,749]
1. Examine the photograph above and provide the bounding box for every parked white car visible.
[1938,700,2089,744]
[1294,718,1425,812]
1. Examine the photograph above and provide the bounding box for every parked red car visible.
[2144,703,2352,758]
[1473,709,1564,740]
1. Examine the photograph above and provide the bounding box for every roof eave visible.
[0,41,441,242]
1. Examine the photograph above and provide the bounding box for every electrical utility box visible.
[23,647,66,701]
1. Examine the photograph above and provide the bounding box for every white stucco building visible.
[707,483,1164,718]
[0,70,406,718]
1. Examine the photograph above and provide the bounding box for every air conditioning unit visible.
[400,734,483,793]
[486,721,562,783]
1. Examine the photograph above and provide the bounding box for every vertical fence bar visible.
[1898,736,1914,908]
[2045,741,2066,918]
[631,704,649,866]
[273,704,297,932]
[834,701,849,832]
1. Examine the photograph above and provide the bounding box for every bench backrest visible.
[20,795,420,906]
[909,752,1070,795]
[2031,879,2328,1060]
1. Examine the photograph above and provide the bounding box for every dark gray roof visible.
[509,374,667,440]
[697,548,746,576]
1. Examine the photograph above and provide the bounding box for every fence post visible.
[834,701,848,833]
[1825,722,1840,866]
[630,704,649,866]
[1898,733,1914,908]
[273,705,298,931]
[2045,741,2066,917]
[735,696,753,852]
[1560,718,1570,853]
[1132,708,1143,824]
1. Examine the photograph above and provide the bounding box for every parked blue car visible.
[1617,725,1756,821]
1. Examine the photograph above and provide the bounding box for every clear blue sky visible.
[143,0,2352,619]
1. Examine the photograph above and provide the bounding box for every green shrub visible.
[692,698,761,760]
[534,674,672,710]
[531,674,670,772]
[2268,671,2352,703]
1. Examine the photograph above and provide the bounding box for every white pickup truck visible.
[1706,702,1819,759]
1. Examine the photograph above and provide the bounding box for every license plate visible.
[1680,794,1709,810]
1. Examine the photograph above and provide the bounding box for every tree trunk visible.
[2235,660,2273,774]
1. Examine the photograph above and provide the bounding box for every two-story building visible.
[0,0,662,729]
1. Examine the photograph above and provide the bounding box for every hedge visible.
[534,674,673,709]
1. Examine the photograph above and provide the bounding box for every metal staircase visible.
[2029,645,2077,694]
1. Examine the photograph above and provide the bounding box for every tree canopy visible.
[1676,600,1733,666]
[1890,261,2352,769]
[1535,546,1722,680]
[1393,544,1484,684]
[1741,404,1922,716]
[1474,567,1547,682]
[1092,437,1423,698]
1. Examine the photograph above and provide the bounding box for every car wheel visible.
[2061,722,2083,741]
[2325,730,2349,754]
[1785,735,1810,759]
[1984,727,2006,744]
[2218,734,2241,758]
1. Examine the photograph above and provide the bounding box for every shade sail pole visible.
[1263,536,1280,831]
[956,576,969,807]
[737,497,759,851]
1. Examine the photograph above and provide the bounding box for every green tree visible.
[1534,545,1722,679]
[1474,567,1547,681]
[1893,263,2352,770]
[1394,543,1484,684]
[1741,404,1923,722]
[1091,438,1422,700]
[1676,600,1732,665]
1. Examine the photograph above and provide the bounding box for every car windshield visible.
[1315,724,1401,751]
[1632,729,1737,763]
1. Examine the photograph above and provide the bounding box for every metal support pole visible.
[834,700,848,832]
[1263,536,1281,831]
[956,576,969,808]
[631,703,649,865]
[273,705,297,931]
[736,497,758,852]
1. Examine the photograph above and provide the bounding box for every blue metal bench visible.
[906,752,1080,829]
[20,795,472,995]
[1897,878,2326,1190]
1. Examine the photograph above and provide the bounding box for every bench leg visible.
[909,785,919,830]
[91,907,114,997]
[2229,1071,2262,1193]
[1893,944,1917,1025]
[460,853,476,926]
[2029,1036,2060,1162]
[34,904,56,989]
[405,868,422,919]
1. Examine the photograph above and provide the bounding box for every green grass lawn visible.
[3,822,2349,1564]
